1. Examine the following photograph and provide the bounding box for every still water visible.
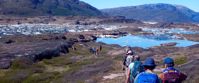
[97,35,199,48]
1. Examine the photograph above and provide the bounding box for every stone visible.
[0,58,12,69]
[160,42,177,46]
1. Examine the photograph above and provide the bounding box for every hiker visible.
[123,49,134,70]
[99,45,102,51]
[72,45,77,51]
[134,57,160,83]
[126,55,144,83]
[159,57,187,83]
[89,47,97,55]
[125,46,132,53]
[125,50,134,67]
[124,50,134,77]
[123,53,128,70]
[89,47,94,54]
[96,47,99,55]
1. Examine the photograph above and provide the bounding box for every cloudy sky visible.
[81,0,199,12]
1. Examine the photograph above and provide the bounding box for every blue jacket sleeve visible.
[134,74,140,83]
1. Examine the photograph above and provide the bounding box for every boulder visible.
[0,40,73,69]
[5,39,15,44]
[0,58,12,69]
[160,42,177,46]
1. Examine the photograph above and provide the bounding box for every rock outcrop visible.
[160,42,177,46]
[0,40,73,69]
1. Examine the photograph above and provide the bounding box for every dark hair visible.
[166,63,174,67]
[144,66,155,70]
[134,55,140,61]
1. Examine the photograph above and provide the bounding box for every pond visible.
[96,35,199,48]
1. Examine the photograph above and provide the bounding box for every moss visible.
[23,72,62,83]
[0,70,32,83]
[31,63,46,73]
[42,56,73,66]
[11,58,33,70]
[76,80,85,83]
[174,56,188,65]
[67,59,95,72]
[0,69,7,77]
[0,42,116,83]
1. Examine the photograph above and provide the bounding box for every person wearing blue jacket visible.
[134,57,160,83]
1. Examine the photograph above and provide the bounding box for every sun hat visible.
[163,57,174,64]
[143,57,156,67]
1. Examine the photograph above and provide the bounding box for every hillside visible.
[101,3,199,23]
[0,0,102,16]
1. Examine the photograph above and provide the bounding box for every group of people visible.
[123,48,187,83]
[89,45,102,56]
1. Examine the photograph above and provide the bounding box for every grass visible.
[0,69,33,83]
[23,72,62,83]
[174,56,188,65]
[0,42,113,83]
[11,58,32,70]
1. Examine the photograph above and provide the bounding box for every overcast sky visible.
[81,0,199,12]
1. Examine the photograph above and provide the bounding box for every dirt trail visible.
[103,73,125,80]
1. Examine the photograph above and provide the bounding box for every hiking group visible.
[90,45,102,56]
[123,47,187,83]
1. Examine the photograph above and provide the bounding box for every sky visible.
[81,0,199,12]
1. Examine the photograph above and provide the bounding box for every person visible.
[159,57,187,83]
[125,46,132,53]
[89,47,97,56]
[72,45,77,51]
[126,55,144,83]
[134,57,160,83]
[93,47,97,56]
[123,53,128,70]
[99,45,102,51]
[96,47,99,55]
[89,47,94,54]
[123,50,134,79]
[123,50,134,70]
[125,50,134,68]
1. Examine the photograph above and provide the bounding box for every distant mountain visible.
[101,3,199,23]
[0,0,102,16]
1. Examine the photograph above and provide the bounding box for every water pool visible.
[96,35,199,48]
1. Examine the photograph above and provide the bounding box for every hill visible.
[101,3,199,23]
[0,0,102,16]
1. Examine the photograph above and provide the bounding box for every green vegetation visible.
[0,42,112,83]
[174,56,188,65]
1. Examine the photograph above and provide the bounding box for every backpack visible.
[123,55,127,66]
[163,72,181,83]
[130,61,144,78]
[125,55,133,67]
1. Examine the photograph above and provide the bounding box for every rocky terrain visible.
[0,16,199,83]
[0,0,198,83]
[0,33,198,83]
